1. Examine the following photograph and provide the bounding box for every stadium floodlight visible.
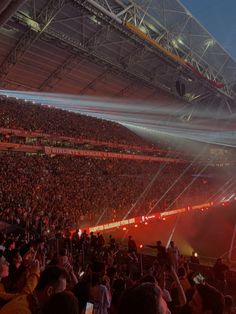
[15,12,41,32]
[177,37,184,45]
[90,15,101,25]
[171,39,178,49]
[138,25,147,34]
[204,38,215,48]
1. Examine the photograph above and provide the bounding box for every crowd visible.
[0,151,218,234]
[0,98,221,232]
[0,97,233,313]
[0,102,220,233]
[0,131,172,158]
[0,229,233,314]
[0,98,148,147]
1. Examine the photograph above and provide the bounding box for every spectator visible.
[88,274,111,314]
[224,295,235,314]
[128,236,138,263]
[147,241,168,267]
[0,256,39,302]
[118,282,170,314]
[4,240,15,264]
[110,278,126,314]
[0,265,67,314]
[213,258,229,293]
[167,241,179,271]
[43,291,79,314]
[0,256,9,281]
[171,267,191,294]
[188,284,224,314]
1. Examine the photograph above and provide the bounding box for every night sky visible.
[181,0,236,59]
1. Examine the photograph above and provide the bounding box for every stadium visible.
[0,0,235,313]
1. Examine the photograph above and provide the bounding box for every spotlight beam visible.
[164,162,211,212]
[122,162,168,220]
[207,177,235,203]
[145,147,206,216]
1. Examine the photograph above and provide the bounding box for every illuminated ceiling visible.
[0,0,235,116]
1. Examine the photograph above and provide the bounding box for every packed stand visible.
[0,97,232,314]
[0,97,218,232]
[0,98,151,147]
[0,151,219,234]
[0,230,234,314]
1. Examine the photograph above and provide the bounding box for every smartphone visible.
[79,271,85,277]
[85,302,93,314]
[193,273,205,284]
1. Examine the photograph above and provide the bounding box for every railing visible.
[0,127,179,155]
[0,141,185,163]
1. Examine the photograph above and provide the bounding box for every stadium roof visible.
[0,0,235,114]
[129,0,236,84]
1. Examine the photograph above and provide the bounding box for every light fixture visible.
[171,39,178,48]
[204,38,215,48]
[90,15,101,25]
[177,37,184,45]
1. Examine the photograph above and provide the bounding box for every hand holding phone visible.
[85,302,93,314]
[193,273,205,284]
[78,271,85,277]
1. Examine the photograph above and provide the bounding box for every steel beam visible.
[0,0,66,80]
[80,0,234,98]
[85,0,122,24]
[0,0,27,27]
[39,24,113,91]
[78,68,109,95]
[44,26,170,94]
[113,81,137,97]
[78,45,146,95]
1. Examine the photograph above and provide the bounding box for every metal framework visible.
[44,25,174,95]
[39,25,112,91]
[0,0,235,115]
[84,0,236,97]
[0,0,66,80]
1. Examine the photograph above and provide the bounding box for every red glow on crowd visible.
[83,200,231,234]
